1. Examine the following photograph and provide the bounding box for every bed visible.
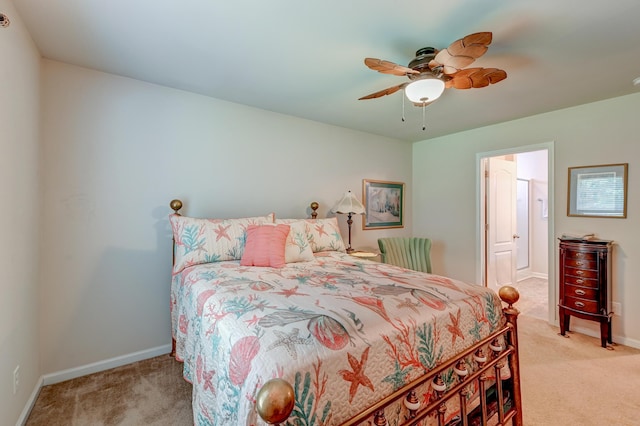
[168,199,523,425]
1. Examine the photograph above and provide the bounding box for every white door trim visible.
[475,141,556,325]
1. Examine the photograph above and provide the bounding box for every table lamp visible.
[331,190,365,253]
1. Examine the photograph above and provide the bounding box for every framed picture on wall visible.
[362,179,404,229]
[567,163,628,218]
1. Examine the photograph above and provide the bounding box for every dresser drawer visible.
[564,296,600,314]
[564,249,597,261]
[564,258,597,270]
[564,284,598,300]
[563,275,598,288]
[564,266,598,279]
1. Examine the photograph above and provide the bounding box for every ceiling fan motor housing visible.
[407,47,441,80]
[408,47,436,70]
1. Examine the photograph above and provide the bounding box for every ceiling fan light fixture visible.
[404,78,445,104]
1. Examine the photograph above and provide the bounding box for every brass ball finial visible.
[169,199,183,213]
[498,285,520,308]
[256,378,295,424]
[310,201,319,219]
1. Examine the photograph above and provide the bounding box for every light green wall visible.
[38,59,412,376]
[413,92,640,347]
[0,1,41,424]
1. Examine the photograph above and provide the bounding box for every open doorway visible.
[477,143,555,324]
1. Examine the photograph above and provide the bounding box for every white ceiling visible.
[10,0,640,142]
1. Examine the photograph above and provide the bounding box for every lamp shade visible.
[331,191,365,215]
[405,78,445,104]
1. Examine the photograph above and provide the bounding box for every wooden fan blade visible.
[431,50,476,74]
[445,68,507,89]
[364,58,419,76]
[484,68,507,84]
[431,32,493,75]
[446,41,488,60]
[358,82,408,100]
[460,32,493,48]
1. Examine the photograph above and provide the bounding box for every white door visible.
[486,157,518,289]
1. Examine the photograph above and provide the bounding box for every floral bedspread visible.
[171,252,505,425]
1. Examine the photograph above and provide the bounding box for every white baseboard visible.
[15,376,44,426]
[17,344,172,425]
[530,272,548,280]
[42,343,172,386]
[569,325,640,350]
[516,268,531,281]
[516,271,548,281]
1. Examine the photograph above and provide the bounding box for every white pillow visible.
[276,217,347,254]
[304,217,346,253]
[275,219,315,262]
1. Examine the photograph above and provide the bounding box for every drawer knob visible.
[576,261,583,266]
[576,270,584,275]
[575,289,586,296]
[576,279,584,284]
[575,301,585,308]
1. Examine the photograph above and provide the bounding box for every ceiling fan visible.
[359,32,507,128]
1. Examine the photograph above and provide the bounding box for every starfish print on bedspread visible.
[396,297,421,314]
[314,224,328,237]
[446,309,465,346]
[339,346,374,403]
[214,224,232,241]
[275,286,309,298]
[267,328,312,360]
[196,355,216,395]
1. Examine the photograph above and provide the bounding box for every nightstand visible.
[349,251,379,260]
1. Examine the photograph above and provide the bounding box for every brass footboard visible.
[257,287,522,426]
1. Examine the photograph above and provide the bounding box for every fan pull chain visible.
[422,102,426,131]
[401,93,406,122]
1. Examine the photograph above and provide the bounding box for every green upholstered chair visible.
[377,237,432,273]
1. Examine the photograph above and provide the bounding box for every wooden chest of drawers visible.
[558,238,613,348]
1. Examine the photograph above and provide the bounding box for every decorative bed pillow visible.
[304,217,346,253]
[240,224,290,267]
[275,219,315,263]
[170,213,275,273]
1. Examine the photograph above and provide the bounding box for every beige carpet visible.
[26,314,640,425]
[517,315,640,425]
[511,277,549,321]
[25,356,192,425]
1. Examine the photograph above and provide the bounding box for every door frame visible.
[476,141,556,324]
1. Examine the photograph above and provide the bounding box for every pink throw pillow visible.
[240,224,290,267]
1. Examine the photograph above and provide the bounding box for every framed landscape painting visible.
[362,179,404,229]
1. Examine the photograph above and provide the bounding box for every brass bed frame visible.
[169,199,523,426]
